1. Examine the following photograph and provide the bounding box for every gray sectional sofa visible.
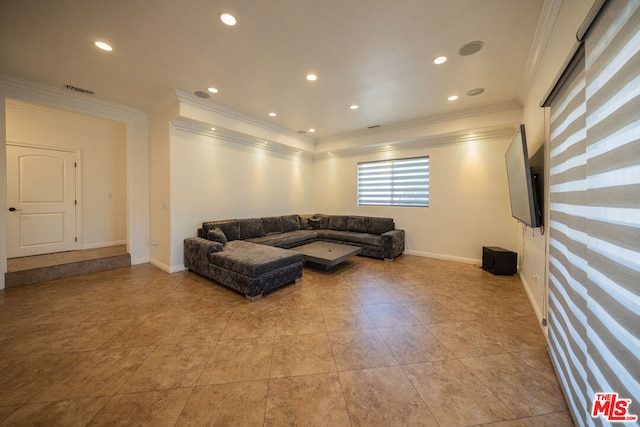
[184,214,404,300]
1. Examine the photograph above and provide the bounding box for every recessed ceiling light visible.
[219,12,237,26]
[263,141,268,145]
[210,127,216,131]
[207,87,218,94]
[306,74,317,81]
[308,128,316,133]
[94,41,112,51]
[448,95,459,101]
[433,56,447,65]
[350,105,359,110]
[269,112,277,117]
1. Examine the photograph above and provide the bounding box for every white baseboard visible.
[149,259,186,273]
[403,249,481,265]
[519,272,548,340]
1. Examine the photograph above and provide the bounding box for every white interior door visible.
[6,144,78,258]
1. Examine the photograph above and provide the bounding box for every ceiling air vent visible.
[368,125,381,129]
[63,84,94,95]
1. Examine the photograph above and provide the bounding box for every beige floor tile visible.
[0,352,84,405]
[350,286,398,304]
[315,287,361,308]
[522,411,575,426]
[198,337,274,385]
[176,381,268,427]
[0,397,108,426]
[265,373,351,426]
[328,329,398,371]
[362,302,420,328]
[275,307,326,335]
[424,320,508,358]
[119,343,213,392]
[460,350,569,417]
[271,333,336,378]
[219,310,277,340]
[477,420,529,427]
[378,325,455,364]
[339,366,439,426]
[161,313,228,344]
[475,316,548,352]
[100,314,184,348]
[322,306,375,332]
[403,359,516,427]
[276,287,320,309]
[88,389,191,427]
[34,348,154,401]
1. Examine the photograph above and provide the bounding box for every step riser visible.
[4,254,131,288]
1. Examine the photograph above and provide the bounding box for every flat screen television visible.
[505,124,542,228]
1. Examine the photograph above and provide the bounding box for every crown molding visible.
[172,118,313,161]
[0,73,147,121]
[314,126,515,160]
[175,90,315,146]
[516,0,564,104]
[318,101,521,146]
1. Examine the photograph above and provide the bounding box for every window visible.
[357,157,429,207]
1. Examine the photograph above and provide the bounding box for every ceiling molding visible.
[516,0,564,104]
[314,126,516,160]
[318,101,521,145]
[175,90,316,147]
[172,118,313,160]
[0,73,147,121]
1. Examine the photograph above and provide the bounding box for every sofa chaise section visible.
[184,237,302,301]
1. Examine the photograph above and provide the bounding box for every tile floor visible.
[0,255,575,426]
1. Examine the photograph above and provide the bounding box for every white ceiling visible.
[0,0,544,140]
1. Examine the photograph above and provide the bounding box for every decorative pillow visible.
[207,227,228,245]
[239,218,265,239]
[262,216,284,235]
[367,217,395,235]
[281,215,301,232]
[347,216,368,233]
[308,217,322,229]
[329,215,349,231]
[313,214,330,229]
[204,220,240,241]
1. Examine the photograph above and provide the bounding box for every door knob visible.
[8,207,21,211]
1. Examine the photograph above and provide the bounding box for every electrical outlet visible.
[152,240,158,247]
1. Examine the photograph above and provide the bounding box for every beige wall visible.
[6,99,127,248]
[158,125,314,271]
[313,137,519,263]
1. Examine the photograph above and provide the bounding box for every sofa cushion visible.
[312,214,330,229]
[367,217,395,235]
[299,214,314,230]
[308,217,322,229]
[209,240,302,278]
[316,229,384,247]
[202,220,240,241]
[239,218,265,239]
[329,215,349,231]
[262,216,284,235]
[207,227,228,245]
[246,230,318,247]
[347,216,368,233]
[281,215,301,232]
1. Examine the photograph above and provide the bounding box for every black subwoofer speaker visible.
[482,246,517,275]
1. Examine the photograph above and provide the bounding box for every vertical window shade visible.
[357,157,429,207]
[547,1,640,424]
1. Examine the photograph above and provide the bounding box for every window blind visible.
[546,1,640,425]
[357,157,429,207]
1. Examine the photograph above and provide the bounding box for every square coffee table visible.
[292,241,362,269]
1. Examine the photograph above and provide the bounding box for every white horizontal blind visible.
[547,1,640,425]
[357,157,429,207]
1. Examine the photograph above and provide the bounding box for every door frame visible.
[7,141,82,255]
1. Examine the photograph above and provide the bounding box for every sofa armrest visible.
[381,229,405,260]
[184,237,224,270]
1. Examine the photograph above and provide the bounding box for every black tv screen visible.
[505,124,541,228]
